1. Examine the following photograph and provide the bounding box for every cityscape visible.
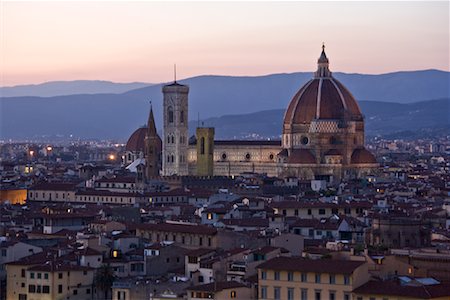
[1,2,450,300]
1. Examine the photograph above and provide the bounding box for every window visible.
[329,274,335,284]
[30,273,34,279]
[58,285,63,293]
[261,271,267,280]
[315,290,321,300]
[344,293,351,300]
[287,288,294,300]
[58,273,63,279]
[73,289,78,295]
[19,294,27,300]
[42,286,50,294]
[318,208,326,215]
[200,137,205,154]
[308,229,314,236]
[36,285,41,293]
[308,209,312,215]
[168,107,174,123]
[287,271,293,281]
[260,286,267,299]
[301,273,307,282]
[344,275,350,285]
[315,273,321,283]
[199,237,203,246]
[344,207,351,214]
[180,110,185,123]
[274,287,281,300]
[198,275,204,283]
[230,290,236,298]
[28,285,36,293]
[301,289,308,300]
[21,282,25,287]
[44,273,48,280]
[1,249,6,256]
[331,208,338,214]
[274,271,280,280]
[117,291,126,300]
[329,291,336,300]
[21,269,25,278]
[86,288,91,294]
[294,209,299,216]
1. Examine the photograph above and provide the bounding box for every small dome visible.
[125,127,147,152]
[351,148,377,164]
[287,149,316,164]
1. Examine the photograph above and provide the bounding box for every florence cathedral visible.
[124,46,377,183]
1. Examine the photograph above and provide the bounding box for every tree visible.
[94,264,115,300]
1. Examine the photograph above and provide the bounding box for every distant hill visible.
[190,98,450,139]
[0,69,449,140]
[0,80,151,97]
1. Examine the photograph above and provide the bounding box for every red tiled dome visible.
[283,47,363,126]
[351,148,377,164]
[125,127,147,152]
[287,149,316,164]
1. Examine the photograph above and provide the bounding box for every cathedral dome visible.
[283,46,363,126]
[125,127,147,152]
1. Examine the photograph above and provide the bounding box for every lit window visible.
[230,291,236,298]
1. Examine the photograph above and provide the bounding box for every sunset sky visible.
[1,1,449,86]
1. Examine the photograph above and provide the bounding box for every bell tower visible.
[144,103,160,178]
[196,127,215,176]
[162,72,189,176]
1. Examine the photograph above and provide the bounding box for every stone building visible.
[125,46,377,182]
[123,104,162,179]
[368,216,431,248]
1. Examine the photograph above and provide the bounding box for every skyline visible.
[1,1,449,86]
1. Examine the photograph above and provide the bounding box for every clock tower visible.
[162,80,189,176]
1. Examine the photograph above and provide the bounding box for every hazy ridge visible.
[0,70,448,140]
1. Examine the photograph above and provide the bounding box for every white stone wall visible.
[162,84,189,176]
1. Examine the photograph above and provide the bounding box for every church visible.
[124,46,377,183]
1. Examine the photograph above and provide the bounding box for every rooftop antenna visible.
[149,99,152,109]
[197,112,200,128]
[174,64,177,83]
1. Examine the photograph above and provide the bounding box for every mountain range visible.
[0,70,448,140]
[0,80,150,97]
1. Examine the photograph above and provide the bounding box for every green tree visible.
[94,264,115,300]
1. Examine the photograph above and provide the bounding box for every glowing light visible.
[46,146,52,151]
[29,150,34,156]
[109,154,116,160]
[112,250,119,258]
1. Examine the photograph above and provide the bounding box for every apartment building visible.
[257,257,369,300]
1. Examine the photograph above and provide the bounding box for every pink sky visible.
[1,1,449,86]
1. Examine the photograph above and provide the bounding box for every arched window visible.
[167,135,171,144]
[171,155,174,163]
[168,106,174,123]
[180,110,185,123]
[171,135,175,144]
[209,138,214,155]
[200,137,205,155]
